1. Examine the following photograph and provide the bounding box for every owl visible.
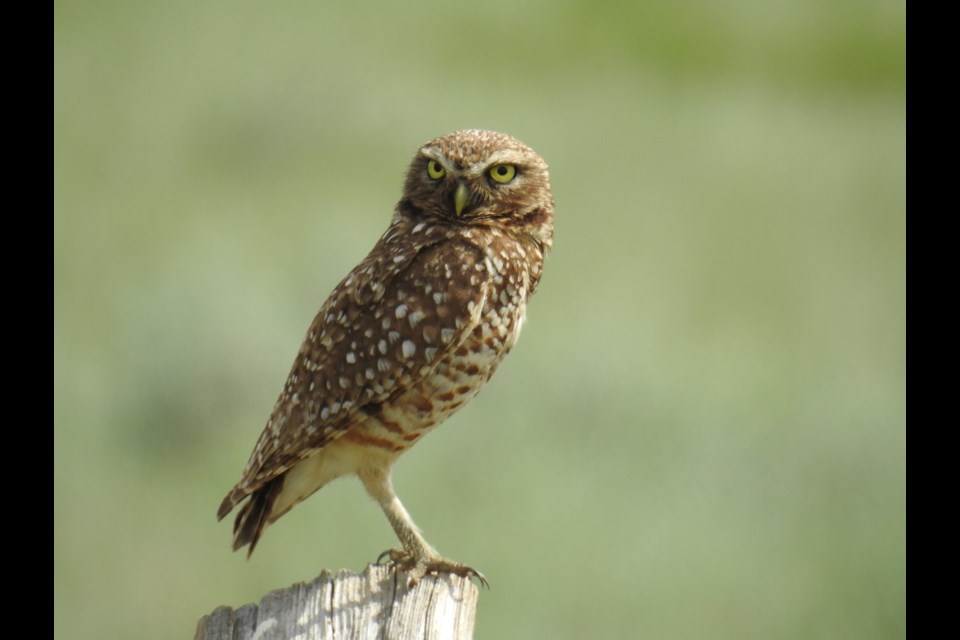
[217,129,554,583]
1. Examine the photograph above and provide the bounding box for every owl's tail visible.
[217,476,284,557]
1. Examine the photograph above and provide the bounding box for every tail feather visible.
[216,489,241,522]
[218,476,285,557]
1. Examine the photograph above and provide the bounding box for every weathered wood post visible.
[195,564,479,640]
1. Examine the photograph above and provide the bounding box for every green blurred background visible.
[54,1,905,638]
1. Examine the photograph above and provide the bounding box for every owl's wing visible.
[218,230,489,515]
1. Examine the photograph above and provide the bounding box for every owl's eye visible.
[427,160,445,180]
[488,164,517,184]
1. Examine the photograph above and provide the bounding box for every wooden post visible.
[195,563,479,640]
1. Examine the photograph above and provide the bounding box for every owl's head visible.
[400,130,553,247]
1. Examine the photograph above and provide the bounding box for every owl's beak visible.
[454,182,469,216]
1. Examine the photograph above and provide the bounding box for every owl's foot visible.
[376,548,488,588]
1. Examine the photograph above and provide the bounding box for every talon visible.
[376,548,399,565]
[421,559,489,588]
[471,570,490,589]
[449,565,488,589]
[374,549,488,587]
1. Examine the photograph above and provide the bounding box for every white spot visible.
[433,292,444,305]
[393,254,406,263]
[346,352,357,364]
[388,331,400,344]
[396,304,408,319]
[378,339,388,354]
[425,347,438,361]
[321,407,330,420]
[377,358,391,372]
[366,368,376,380]
[339,377,350,389]
[441,328,456,343]
[401,340,416,359]
[331,401,341,414]
[408,310,425,327]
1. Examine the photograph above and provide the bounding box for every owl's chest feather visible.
[362,239,535,449]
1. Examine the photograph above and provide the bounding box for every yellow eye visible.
[489,164,517,184]
[427,159,445,180]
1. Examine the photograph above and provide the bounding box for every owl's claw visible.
[376,547,404,565]
[376,548,488,588]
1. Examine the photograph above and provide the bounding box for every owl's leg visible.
[358,467,486,586]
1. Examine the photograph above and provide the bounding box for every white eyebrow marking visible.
[420,148,457,174]
[459,150,529,177]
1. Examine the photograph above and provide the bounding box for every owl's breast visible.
[351,241,534,457]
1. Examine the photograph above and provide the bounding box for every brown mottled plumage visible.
[217,130,553,583]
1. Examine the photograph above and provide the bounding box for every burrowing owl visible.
[217,129,554,583]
